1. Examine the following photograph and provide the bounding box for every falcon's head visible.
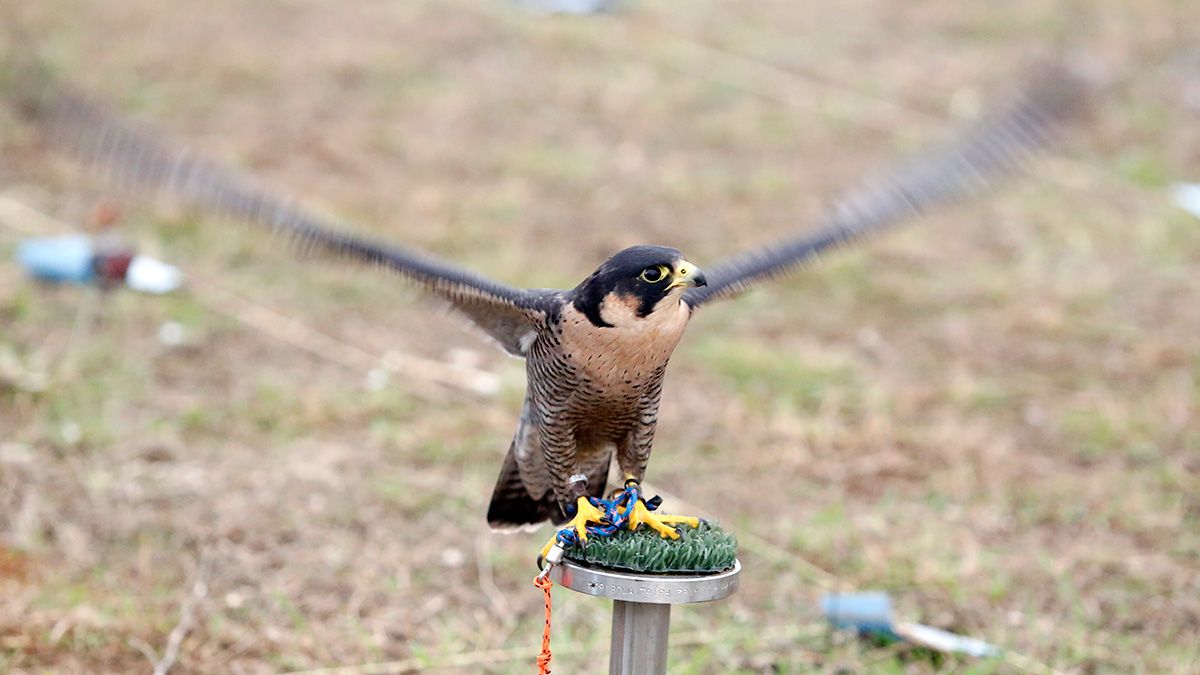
[572,245,707,328]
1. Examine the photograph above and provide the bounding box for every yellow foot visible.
[540,496,607,559]
[617,478,700,539]
[626,498,701,539]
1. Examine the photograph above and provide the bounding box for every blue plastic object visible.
[821,592,901,640]
[520,0,615,15]
[822,591,1002,657]
[16,235,96,284]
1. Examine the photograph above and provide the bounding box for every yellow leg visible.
[626,499,700,539]
[620,475,700,539]
[539,496,607,559]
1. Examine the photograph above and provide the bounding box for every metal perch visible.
[550,558,741,674]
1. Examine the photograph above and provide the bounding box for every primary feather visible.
[683,64,1089,307]
[7,69,551,356]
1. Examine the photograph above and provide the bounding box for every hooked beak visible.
[667,260,707,290]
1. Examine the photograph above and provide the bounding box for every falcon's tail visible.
[487,442,610,530]
[487,443,562,530]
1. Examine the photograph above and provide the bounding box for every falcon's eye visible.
[639,265,669,283]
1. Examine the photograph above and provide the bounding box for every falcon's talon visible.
[570,496,607,542]
[626,498,700,539]
[618,479,700,539]
[540,496,608,559]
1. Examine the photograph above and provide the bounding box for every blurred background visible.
[1,1,1198,673]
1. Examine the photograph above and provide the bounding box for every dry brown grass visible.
[2,0,1199,672]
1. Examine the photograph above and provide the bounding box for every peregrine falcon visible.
[9,64,1086,546]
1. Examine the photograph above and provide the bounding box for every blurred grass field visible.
[2,0,1199,672]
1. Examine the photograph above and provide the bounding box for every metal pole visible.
[549,560,740,675]
[609,600,671,675]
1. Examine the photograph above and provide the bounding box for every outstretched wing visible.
[10,71,553,356]
[684,64,1090,308]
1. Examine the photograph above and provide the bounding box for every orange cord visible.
[534,573,554,674]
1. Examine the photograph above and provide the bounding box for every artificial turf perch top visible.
[563,520,737,575]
